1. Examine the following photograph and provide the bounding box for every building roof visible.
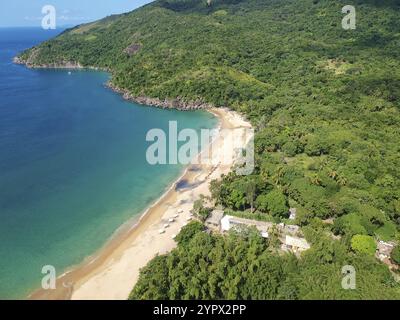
[283,224,300,236]
[221,215,274,232]
[219,215,310,251]
[284,235,310,250]
[206,209,224,225]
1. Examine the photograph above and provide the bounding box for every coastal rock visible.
[13,56,24,65]
[32,61,84,69]
[14,56,105,71]
[107,82,214,111]
[13,48,95,70]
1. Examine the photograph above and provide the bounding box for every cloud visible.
[24,6,89,22]
[24,15,89,22]
[24,16,42,21]
[59,15,87,21]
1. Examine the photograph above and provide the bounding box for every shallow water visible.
[0,28,217,299]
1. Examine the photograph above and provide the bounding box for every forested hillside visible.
[130,221,399,299]
[19,0,400,299]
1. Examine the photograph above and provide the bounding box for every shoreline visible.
[15,58,253,300]
[106,82,213,111]
[28,107,253,300]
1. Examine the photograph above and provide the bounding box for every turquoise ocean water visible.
[0,28,217,299]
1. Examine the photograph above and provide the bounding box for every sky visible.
[0,0,154,27]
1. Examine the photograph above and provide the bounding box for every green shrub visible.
[175,221,204,246]
[375,222,397,242]
[351,235,376,256]
[256,189,288,218]
[391,246,400,265]
[333,213,367,237]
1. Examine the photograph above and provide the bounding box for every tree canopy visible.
[130,223,400,300]
[20,0,400,299]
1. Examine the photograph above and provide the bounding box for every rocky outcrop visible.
[14,47,40,67]
[13,48,97,70]
[14,55,105,71]
[13,56,25,65]
[30,61,85,69]
[107,82,213,111]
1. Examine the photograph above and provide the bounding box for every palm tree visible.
[337,175,347,186]
[272,165,284,187]
[245,179,257,212]
[328,170,338,179]
[311,173,321,186]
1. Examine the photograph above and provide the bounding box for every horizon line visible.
[0,24,78,29]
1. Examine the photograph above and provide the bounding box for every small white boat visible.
[168,218,175,223]
[158,229,165,234]
[171,234,177,239]
[173,214,179,218]
[186,217,192,221]
[178,209,184,213]
[163,223,170,228]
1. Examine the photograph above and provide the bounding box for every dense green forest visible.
[130,221,399,299]
[19,0,400,299]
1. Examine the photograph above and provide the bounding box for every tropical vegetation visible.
[19,0,400,299]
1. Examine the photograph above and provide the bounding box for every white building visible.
[283,224,301,236]
[205,209,224,230]
[208,213,311,253]
[282,235,310,253]
[220,215,272,238]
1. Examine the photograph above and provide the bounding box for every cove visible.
[0,28,218,299]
